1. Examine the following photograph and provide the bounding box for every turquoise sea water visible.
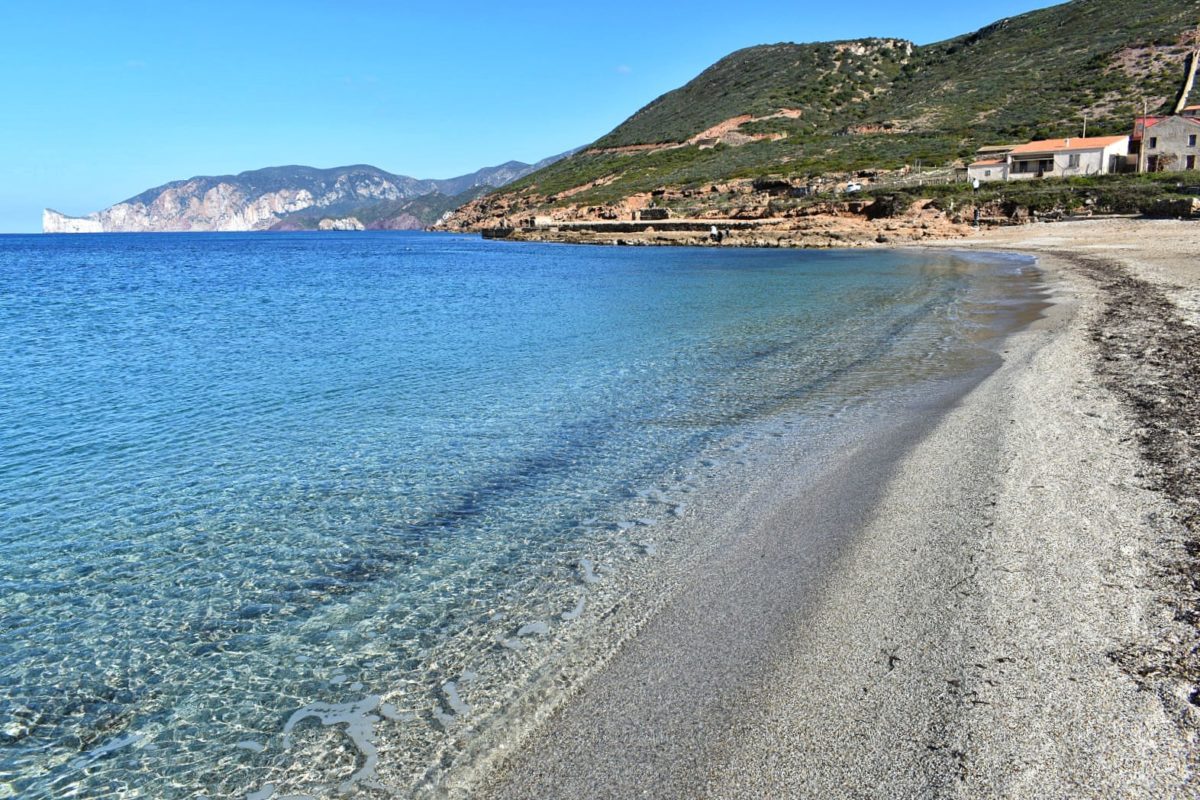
[0,233,1039,798]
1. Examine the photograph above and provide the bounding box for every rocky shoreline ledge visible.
[444,190,980,249]
[450,203,1199,253]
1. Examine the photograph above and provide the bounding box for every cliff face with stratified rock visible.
[44,155,573,233]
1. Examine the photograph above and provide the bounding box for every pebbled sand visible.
[476,219,1199,799]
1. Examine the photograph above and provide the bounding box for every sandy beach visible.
[469,219,1199,798]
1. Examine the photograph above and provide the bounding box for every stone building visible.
[1133,107,1200,172]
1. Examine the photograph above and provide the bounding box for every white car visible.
[845,182,863,193]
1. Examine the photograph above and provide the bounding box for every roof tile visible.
[1009,135,1128,154]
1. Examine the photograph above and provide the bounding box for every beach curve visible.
[469,220,1198,799]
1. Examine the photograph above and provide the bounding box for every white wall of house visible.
[967,162,1008,182]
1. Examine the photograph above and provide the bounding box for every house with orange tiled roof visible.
[968,135,1130,183]
[1005,136,1131,181]
[1133,113,1200,172]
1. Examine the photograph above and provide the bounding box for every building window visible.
[1149,137,1158,149]
[1190,134,1198,147]
[1188,155,1197,170]
[1067,153,1081,168]
[984,170,992,177]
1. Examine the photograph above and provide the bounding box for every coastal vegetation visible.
[909,172,1200,216]
[789,172,1198,218]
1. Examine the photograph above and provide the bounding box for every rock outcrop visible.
[45,181,334,233]
[42,210,102,233]
[317,217,365,231]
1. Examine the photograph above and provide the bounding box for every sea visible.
[0,232,1043,799]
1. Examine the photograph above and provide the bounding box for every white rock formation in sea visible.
[317,217,365,231]
[42,209,103,233]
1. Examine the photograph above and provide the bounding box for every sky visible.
[0,0,1059,232]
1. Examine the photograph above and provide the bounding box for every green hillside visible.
[480,0,1197,211]
[875,0,1193,139]
[598,39,912,148]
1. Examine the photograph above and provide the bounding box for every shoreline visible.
[426,270,1029,796]
[470,220,1198,797]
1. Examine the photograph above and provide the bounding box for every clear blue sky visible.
[1,0,1057,232]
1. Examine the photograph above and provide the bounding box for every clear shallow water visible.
[0,233,1040,798]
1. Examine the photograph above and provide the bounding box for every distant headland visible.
[42,155,572,234]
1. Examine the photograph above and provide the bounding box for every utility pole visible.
[1082,110,1088,138]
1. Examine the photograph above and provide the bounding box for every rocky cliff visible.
[44,155,572,234]
[42,210,103,233]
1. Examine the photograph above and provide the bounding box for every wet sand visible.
[473,219,1198,798]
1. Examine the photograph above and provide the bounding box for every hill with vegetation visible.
[445,0,1198,228]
